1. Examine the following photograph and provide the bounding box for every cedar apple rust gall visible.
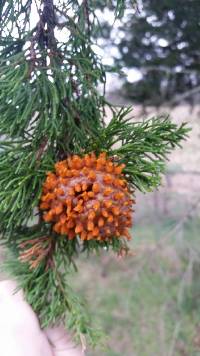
[40,152,134,241]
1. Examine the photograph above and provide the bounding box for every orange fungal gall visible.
[40,152,134,241]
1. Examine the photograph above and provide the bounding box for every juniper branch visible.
[0,0,189,348]
[87,108,190,191]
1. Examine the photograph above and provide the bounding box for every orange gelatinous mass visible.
[40,152,134,241]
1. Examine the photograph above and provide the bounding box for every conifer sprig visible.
[87,108,189,191]
[3,238,105,348]
[0,0,189,348]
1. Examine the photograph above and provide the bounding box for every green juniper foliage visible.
[0,0,189,347]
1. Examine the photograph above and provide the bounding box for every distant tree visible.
[101,0,200,105]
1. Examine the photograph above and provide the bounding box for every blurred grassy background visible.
[72,218,200,356]
[70,105,200,356]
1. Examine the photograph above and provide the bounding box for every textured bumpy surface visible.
[40,152,134,241]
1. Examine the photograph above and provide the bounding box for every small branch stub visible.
[19,236,54,270]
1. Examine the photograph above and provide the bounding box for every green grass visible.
[69,217,200,356]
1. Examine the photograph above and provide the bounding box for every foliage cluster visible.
[0,0,189,347]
